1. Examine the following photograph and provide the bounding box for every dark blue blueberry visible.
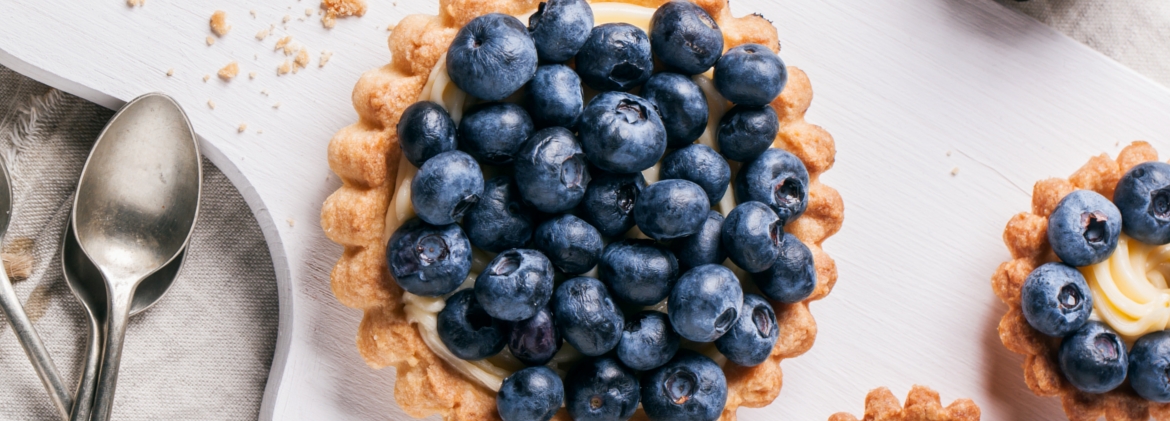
[575,23,653,92]
[669,264,743,342]
[1020,262,1092,337]
[565,357,640,421]
[713,44,786,106]
[534,214,603,275]
[578,172,646,237]
[446,13,538,101]
[672,210,725,271]
[410,150,484,225]
[457,102,534,165]
[526,64,584,128]
[1129,331,1170,402]
[641,350,727,421]
[553,277,624,356]
[714,294,778,367]
[397,101,457,167]
[463,176,535,253]
[649,1,723,75]
[498,366,564,421]
[634,179,710,241]
[641,72,708,148]
[1048,190,1122,267]
[599,239,679,306]
[515,127,591,213]
[721,202,782,273]
[717,105,778,162]
[1114,161,1170,245]
[387,218,472,296]
[752,232,816,303]
[616,311,679,371]
[579,92,666,173]
[527,0,594,62]
[660,144,730,205]
[735,148,810,225]
[508,306,562,366]
[437,289,506,360]
[1059,321,1128,394]
[475,249,555,321]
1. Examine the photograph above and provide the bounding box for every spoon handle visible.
[69,312,101,421]
[90,287,133,421]
[0,266,72,420]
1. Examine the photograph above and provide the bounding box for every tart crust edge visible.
[827,385,981,421]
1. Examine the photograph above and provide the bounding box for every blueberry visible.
[411,151,484,225]
[713,44,787,106]
[463,176,535,253]
[437,289,507,360]
[752,232,816,303]
[735,148,810,225]
[641,350,727,421]
[641,72,709,148]
[498,366,565,421]
[458,102,534,165]
[578,172,646,237]
[397,101,457,167]
[1129,330,1170,402]
[672,211,725,270]
[515,127,591,213]
[575,23,653,92]
[565,356,640,421]
[508,306,562,366]
[526,64,584,128]
[669,264,744,342]
[534,214,603,275]
[660,144,730,205]
[553,277,624,356]
[1114,161,1170,245]
[721,201,782,273]
[714,294,778,367]
[717,105,778,162]
[634,179,710,241]
[1048,190,1122,266]
[527,0,594,62]
[649,1,723,75]
[387,218,472,296]
[446,13,538,101]
[475,249,555,321]
[1020,262,1092,337]
[616,311,679,371]
[1059,321,1128,394]
[599,239,679,306]
[579,92,667,173]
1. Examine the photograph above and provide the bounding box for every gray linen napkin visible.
[0,65,278,419]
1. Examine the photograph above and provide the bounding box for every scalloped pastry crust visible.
[828,385,981,421]
[320,0,844,418]
[994,141,1170,421]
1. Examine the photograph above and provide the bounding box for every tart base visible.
[321,0,844,419]
[827,385,980,421]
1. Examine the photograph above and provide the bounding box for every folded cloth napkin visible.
[0,66,278,419]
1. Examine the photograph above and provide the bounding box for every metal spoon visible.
[0,158,73,419]
[61,218,185,421]
[73,93,201,421]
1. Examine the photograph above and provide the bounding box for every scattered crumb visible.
[166,68,175,77]
[249,71,257,79]
[274,36,294,54]
[321,0,368,18]
[254,53,259,60]
[218,62,240,80]
[319,50,333,67]
[305,8,314,16]
[277,60,292,75]
[238,123,248,133]
[261,89,270,96]
[206,36,216,46]
[257,129,264,134]
[287,218,296,227]
[273,102,282,109]
[255,28,270,40]
[386,23,396,32]
[951,167,960,176]
[945,150,952,157]
[202,74,211,82]
[126,0,144,7]
[282,14,292,23]
[294,49,310,69]
[250,9,257,18]
[208,100,216,109]
[321,14,335,29]
[1115,140,1121,147]
[210,10,231,36]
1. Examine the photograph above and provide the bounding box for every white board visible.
[2,0,1170,419]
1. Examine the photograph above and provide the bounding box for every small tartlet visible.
[828,385,980,421]
[319,0,844,419]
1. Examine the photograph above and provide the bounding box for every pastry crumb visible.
[320,0,367,28]
[238,123,248,133]
[277,60,292,75]
[249,9,257,18]
[282,14,291,23]
[273,102,282,109]
[206,36,216,46]
[294,49,310,69]
[210,10,231,36]
[319,50,333,67]
[255,28,270,40]
[248,71,257,79]
[257,129,264,134]
[386,23,396,32]
[126,0,144,7]
[306,8,314,16]
[321,14,336,29]
[287,218,296,227]
[166,68,174,77]
[218,62,239,80]
[207,100,216,109]
[261,89,270,96]
[951,167,960,176]
[202,74,211,82]
[945,150,952,157]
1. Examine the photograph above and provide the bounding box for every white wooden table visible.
[3,0,1170,419]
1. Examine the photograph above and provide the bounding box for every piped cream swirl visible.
[1081,234,1170,342]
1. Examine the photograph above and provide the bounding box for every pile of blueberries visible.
[1021,161,1170,402]
[388,0,816,420]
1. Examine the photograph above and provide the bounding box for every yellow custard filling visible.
[1081,234,1170,342]
[388,3,757,391]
